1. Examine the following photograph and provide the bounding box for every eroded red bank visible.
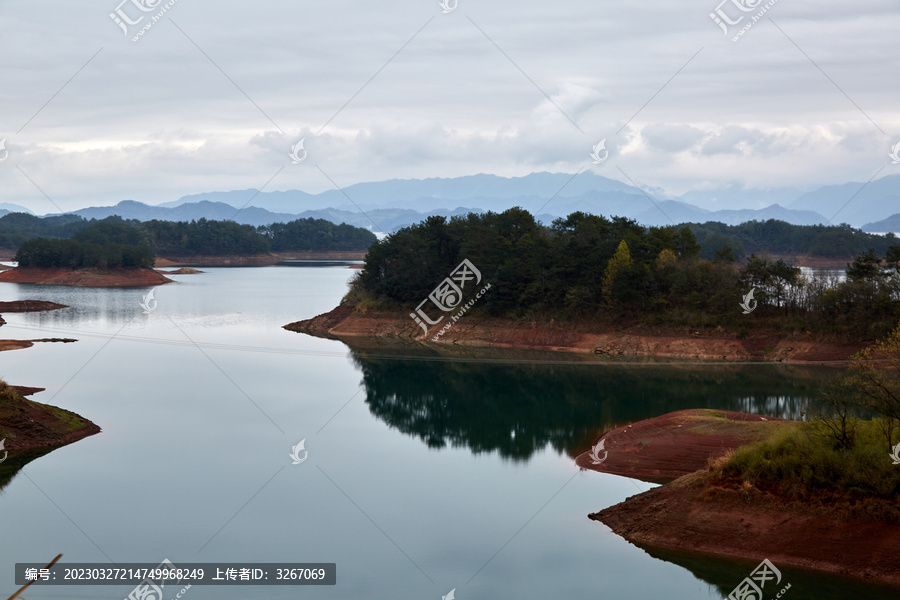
[582,409,900,587]
[0,267,172,287]
[286,305,862,364]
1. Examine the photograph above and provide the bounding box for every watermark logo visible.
[409,259,493,341]
[442,589,456,600]
[0,438,7,464]
[289,139,308,164]
[411,259,482,334]
[0,138,8,163]
[709,0,759,34]
[728,558,790,600]
[889,141,900,165]
[140,289,158,314]
[710,0,778,42]
[439,0,458,14]
[739,288,757,314]
[110,0,157,35]
[890,442,900,465]
[125,558,190,600]
[588,437,608,464]
[589,139,609,164]
[111,0,182,43]
[290,439,309,464]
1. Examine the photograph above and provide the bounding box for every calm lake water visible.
[0,266,896,599]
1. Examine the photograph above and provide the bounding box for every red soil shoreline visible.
[0,385,100,455]
[0,267,172,287]
[1,299,77,352]
[574,409,787,483]
[585,410,900,587]
[0,300,67,312]
[154,254,280,267]
[153,250,367,267]
[286,304,863,364]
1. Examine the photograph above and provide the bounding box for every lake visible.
[0,266,896,599]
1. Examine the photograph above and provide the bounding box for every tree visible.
[602,240,633,305]
[810,379,859,451]
[847,322,900,450]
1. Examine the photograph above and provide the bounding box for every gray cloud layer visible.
[1,0,898,212]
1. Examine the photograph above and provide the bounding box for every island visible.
[0,267,172,287]
[287,209,889,363]
[0,232,171,287]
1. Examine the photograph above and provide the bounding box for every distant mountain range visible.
[58,200,480,232]
[0,203,31,216]
[862,214,900,233]
[788,175,900,226]
[14,171,900,231]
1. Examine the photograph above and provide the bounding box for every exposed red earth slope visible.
[10,386,45,396]
[154,254,279,267]
[586,410,900,587]
[155,268,204,275]
[273,251,367,260]
[0,384,100,453]
[0,267,172,287]
[286,305,863,364]
[0,300,67,312]
[574,409,785,482]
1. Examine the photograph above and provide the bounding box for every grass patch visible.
[40,403,87,430]
[695,409,726,419]
[710,420,900,501]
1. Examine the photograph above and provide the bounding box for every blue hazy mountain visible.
[677,184,805,211]
[59,196,827,231]
[789,173,900,226]
[70,200,299,227]
[861,213,900,233]
[152,172,827,227]
[162,172,662,213]
[0,203,33,214]
[64,199,480,232]
[35,172,900,230]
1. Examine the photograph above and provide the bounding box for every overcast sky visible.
[1,0,898,213]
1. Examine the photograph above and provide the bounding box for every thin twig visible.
[6,553,61,600]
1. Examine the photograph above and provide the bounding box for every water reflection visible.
[0,450,51,493]
[349,347,836,461]
[635,542,900,600]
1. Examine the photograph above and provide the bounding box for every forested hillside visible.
[352,209,900,340]
[260,218,377,251]
[0,213,375,257]
[689,219,897,260]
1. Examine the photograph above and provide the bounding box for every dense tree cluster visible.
[142,219,269,255]
[0,213,87,248]
[353,209,900,340]
[0,213,376,257]
[72,218,150,247]
[689,219,897,260]
[15,237,154,269]
[259,218,376,251]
